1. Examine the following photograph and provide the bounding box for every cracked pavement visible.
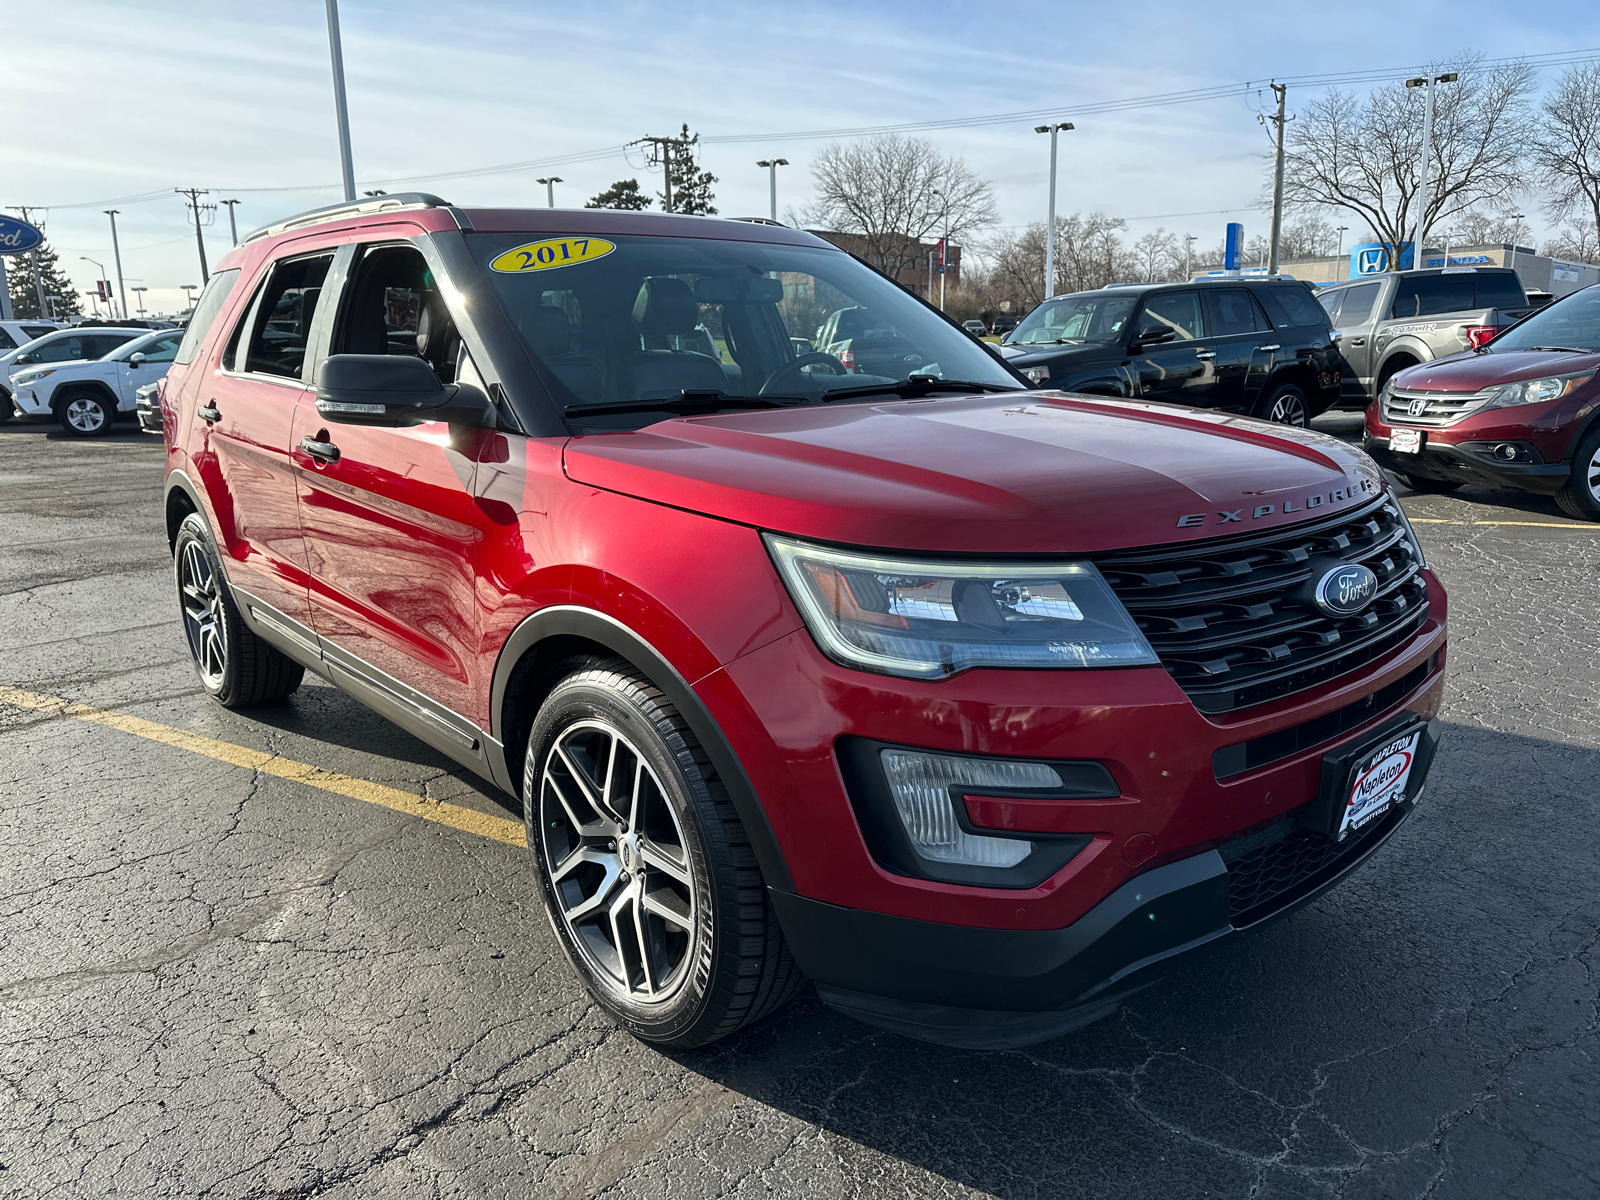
[0,413,1596,1199]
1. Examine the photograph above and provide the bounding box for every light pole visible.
[325,0,357,202]
[1404,72,1457,270]
[1505,212,1526,277]
[104,210,128,319]
[221,199,241,245]
[931,187,952,310]
[755,159,788,222]
[79,257,107,318]
[181,284,198,315]
[1183,234,1197,281]
[1034,122,1074,300]
[131,286,148,317]
[537,177,563,208]
[1336,225,1349,260]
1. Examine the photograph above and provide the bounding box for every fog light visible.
[1495,443,1520,461]
[879,749,1060,868]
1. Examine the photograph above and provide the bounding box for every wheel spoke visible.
[563,858,624,922]
[631,892,657,997]
[550,845,611,884]
[545,771,607,835]
[639,838,691,886]
[641,884,692,930]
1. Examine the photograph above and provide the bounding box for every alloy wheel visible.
[178,540,227,688]
[65,397,107,433]
[538,719,697,1005]
[1586,446,1600,504]
[1268,391,1309,426]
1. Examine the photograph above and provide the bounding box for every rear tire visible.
[55,390,115,437]
[1392,473,1463,494]
[1555,426,1600,522]
[173,512,304,706]
[1254,383,1310,427]
[524,659,802,1049]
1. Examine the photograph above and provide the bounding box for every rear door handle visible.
[1194,350,1217,360]
[1255,344,1280,352]
[299,436,340,464]
[198,402,221,424]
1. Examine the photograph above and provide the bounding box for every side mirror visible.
[128,352,146,367]
[1132,326,1176,350]
[314,354,491,427]
[14,353,32,365]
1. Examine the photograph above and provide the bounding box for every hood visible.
[997,341,1107,364]
[1395,348,1600,392]
[563,393,1386,555]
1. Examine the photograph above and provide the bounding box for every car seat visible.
[520,306,603,403]
[620,278,725,400]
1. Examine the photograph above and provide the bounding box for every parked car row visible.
[1,324,180,435]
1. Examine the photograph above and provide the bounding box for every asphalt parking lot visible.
[1,412,1596,1200]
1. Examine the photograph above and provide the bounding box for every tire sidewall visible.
[523,671,721,1042]
[1257,383,1310,427]
[1558,425,1600,521]
[56,391,113,437]
[173,512,248,704]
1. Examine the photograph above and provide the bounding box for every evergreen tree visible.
[5,239,82,319]
[585,179,652,211]
[659,125,717,215]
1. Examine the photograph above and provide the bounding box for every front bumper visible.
[776,718,1439,1048]
[1364,433,1569,494]
[136,397,164,433]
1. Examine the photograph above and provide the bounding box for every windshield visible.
[1489,285,1600,353]
[1006,293,1137,346]
[467,233,1019,421]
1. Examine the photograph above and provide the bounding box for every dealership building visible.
[1274,242,1600,297]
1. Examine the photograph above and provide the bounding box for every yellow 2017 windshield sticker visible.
[490,237,615,274]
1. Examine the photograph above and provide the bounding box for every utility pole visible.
[221,199,241,245]
[1266,83,1289,275]
[104,209,127,319]
[175,189,210,283]
[537,177,563,208]
[756,159,788,222]
[635,135,679,212]
[325,0,357,202]
[1034,123,1073,300]
[932,187,952,310]
[12,206,48,316]
[1405,72,1457,270]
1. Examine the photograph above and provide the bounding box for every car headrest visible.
[632,277,700,335]
[695,275,784,304]
[415,295,455,361]
[520,306,571,357]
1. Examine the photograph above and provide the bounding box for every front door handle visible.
[198,402,221,424]
[299,436,341,464]
[1194,350,1217,360]
[1255,344,1281,352]
[1348,337,1367,346]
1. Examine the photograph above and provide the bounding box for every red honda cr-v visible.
[1365,283,1600,520]
[160,194,1447,1049]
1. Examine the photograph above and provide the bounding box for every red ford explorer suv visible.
[1365,283,1600,520]
[160,194,1447,1049]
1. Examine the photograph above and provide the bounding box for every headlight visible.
[12,368,55,385]
[765,535,1159,679]
[1483,371,1593,409]
[1022,365,1050,385]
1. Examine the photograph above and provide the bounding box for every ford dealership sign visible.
[0,216,45,256]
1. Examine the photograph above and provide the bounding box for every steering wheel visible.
[759,351,848,395]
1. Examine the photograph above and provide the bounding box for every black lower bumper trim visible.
[1364,439,1569,494]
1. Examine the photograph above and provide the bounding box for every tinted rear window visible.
[1472,272,1527,309]
[1391,276,1476,318]
[1261,284,1327,329]
[0,329,14,351]
[23,326,56,339]
[173,269,241,366]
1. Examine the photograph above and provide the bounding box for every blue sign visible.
[1224,222,1244,272]
[0,215,44,256]
[1350,242,1414,277]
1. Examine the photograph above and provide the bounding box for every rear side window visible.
[1205,288,1268,336]
[1263,284,1327,329]
[173,269,240,366]
[23,325,55,340]
[30,336,86,363]
[1472,272,1526,309]
[0,328,14,351]
[1391,276,1475,318]
[240,254,333,379]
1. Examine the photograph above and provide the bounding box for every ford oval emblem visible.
[1314,564,1378,617]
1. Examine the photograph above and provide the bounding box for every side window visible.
[1317,289,1344,324]
[1205,289,1267,336]
[1266,284,1328,329]
[332,245,459,383]
[1138,291,1205,342]
[23,325,57,340]
[0,328,15,351]
[1335,282,1381,325]
[86,335,135,358]
[173,269,240,366]
[140,334,183,364]
[242,254,333,379]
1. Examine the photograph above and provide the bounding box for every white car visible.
[1,325,148,411]
[0,318,61,356]
[10,328,185,436]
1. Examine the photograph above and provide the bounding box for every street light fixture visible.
[79,257,107,317]
[1183,234,1197,282]
[1506,212,1527,277]
[181,284,198,314]
[1034,123,1074,299]
[755,159,789,223]
[131,286,148,317]
[536,177,563,208]
[931,186,953,311]
[1404,72,1457,270]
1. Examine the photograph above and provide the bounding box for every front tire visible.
[56,390,115,437]
[524,660,801,1048]
[173,513,304,706]
[1255,383,1310,427]
[1555,425,1600,521]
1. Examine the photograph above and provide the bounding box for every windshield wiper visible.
[1528,346,1597,354]
[818,377,1026,403]
[565,390,801,419]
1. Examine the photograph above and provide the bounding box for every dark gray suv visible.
[999,279,1341,425]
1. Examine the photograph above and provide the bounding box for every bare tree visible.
[1131,228,1179,281]
[1543,225,1600,264]
[1282,54,1536,264]
[808,135,998,279]
[1052,213,1134,293]
[1439,206,1530,247]
[1278,214,1342,259]
[1531,62,1600,263]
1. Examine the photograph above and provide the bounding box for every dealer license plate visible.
[1390,428,1422,454]
[1337,728,1422,841]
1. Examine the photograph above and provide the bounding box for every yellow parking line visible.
[1405,518,1599,529]
[0,685,527,847]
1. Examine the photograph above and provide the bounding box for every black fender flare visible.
[50,378,122,416]
[489,604,795,893]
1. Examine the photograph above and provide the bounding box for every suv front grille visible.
[1382,386,1492,427]
[1092,495,1430,714]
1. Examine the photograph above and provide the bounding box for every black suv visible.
[998,278,1340,425]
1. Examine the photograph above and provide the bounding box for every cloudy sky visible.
[5,0,1598,315]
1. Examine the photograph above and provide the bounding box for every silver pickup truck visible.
[1317,267,1532,406]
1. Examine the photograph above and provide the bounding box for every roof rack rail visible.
[242,192,453,244]
[731,216,786,226]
